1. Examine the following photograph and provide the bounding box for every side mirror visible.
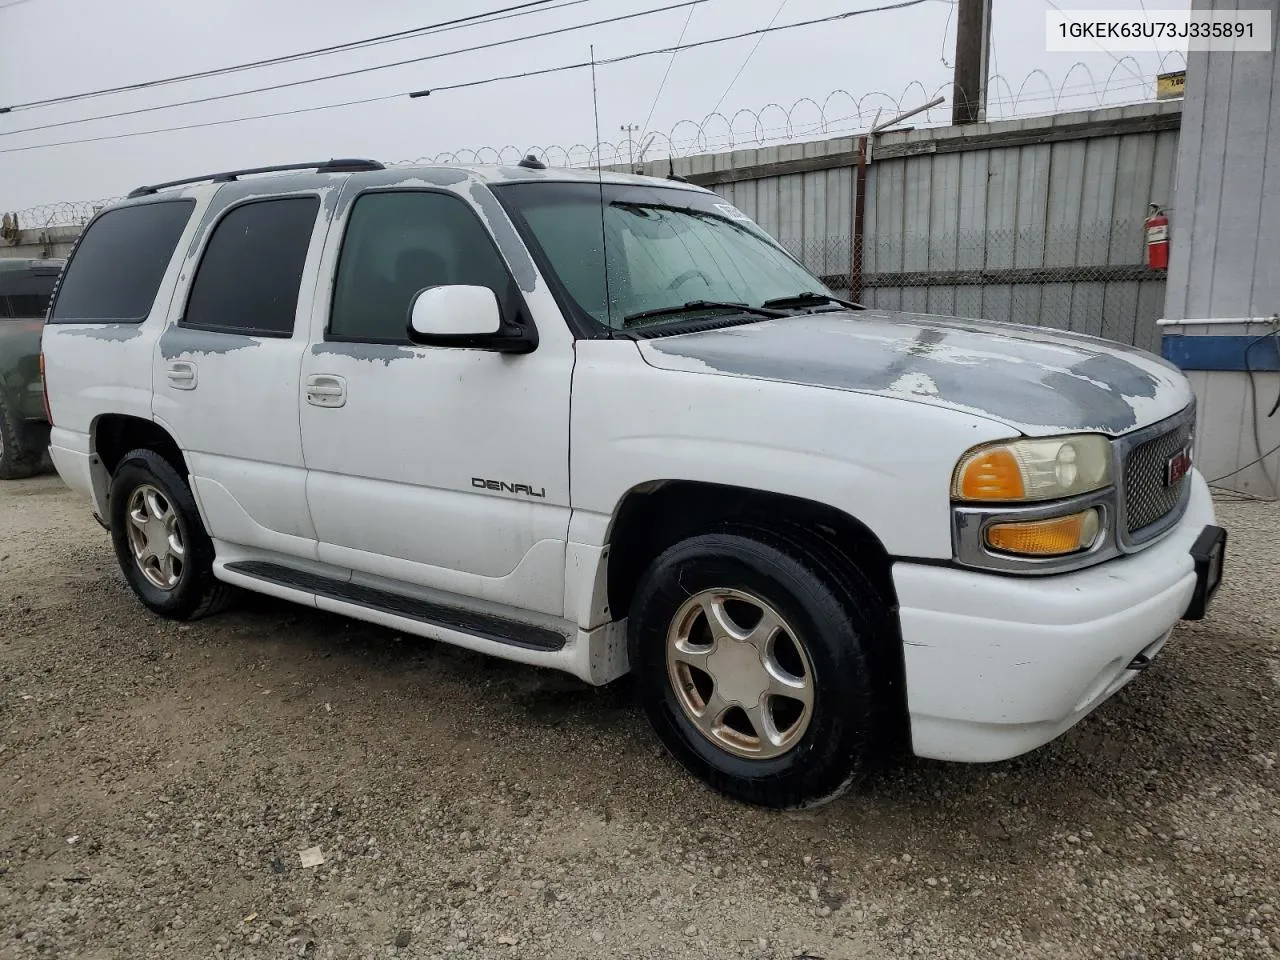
[406,285,537,353]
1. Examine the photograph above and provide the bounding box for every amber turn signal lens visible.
[985,509,1101,557]
[957,448,1025,500]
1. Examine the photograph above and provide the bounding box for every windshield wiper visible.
[761,292,866,312]
[621,300,786,328]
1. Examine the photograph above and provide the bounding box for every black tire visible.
[0,401,41,480]
[108,448,236,620]
[628,529,889,809]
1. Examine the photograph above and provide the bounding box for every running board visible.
[222,561,567,652]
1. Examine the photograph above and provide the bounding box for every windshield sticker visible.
[713,203,754,222]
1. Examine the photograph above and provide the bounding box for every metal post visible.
[621,123,640,169]
[852,135,867,304]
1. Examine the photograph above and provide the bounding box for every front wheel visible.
[628,530,890,809]
[107,448,235,620]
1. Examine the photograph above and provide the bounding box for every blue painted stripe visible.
[1161,334,1280,372]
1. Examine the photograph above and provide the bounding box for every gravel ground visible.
[1,473,1278,960]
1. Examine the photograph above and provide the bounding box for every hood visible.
[638,310,1193,437]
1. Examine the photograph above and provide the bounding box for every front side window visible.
[330,190,515,343]
[183,196,320,337]
[49,200,194,324]
[494,181,830,333]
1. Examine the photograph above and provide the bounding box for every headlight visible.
[952,435,1113,502]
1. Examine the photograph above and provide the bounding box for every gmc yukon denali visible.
[40,158,1226,808]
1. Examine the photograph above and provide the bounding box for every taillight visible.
[39,352,53,425]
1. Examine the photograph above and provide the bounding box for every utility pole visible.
[620,123,640,168]
[951,0,993,125]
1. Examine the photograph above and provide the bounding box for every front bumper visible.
[895,470,1218,763]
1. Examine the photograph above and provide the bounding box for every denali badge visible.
[472,478,547,498]
[1164,445,1193,487]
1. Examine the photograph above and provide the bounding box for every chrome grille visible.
[1123,418,1194,534]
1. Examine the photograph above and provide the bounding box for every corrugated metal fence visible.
[631,101,1182,352]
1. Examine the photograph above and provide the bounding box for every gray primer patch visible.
[497,166,544,181]
[645,311,1188,435]
[59,323,144,342]
[311,341,415,366]
[468,183,538,293]
[414,168,471,186]
[321,184,343,216]
[160,326,261,359]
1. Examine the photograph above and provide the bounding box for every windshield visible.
[493,181,831,332]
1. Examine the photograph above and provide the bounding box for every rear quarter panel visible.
[42,190,211,505]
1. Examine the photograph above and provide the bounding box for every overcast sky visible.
[0,0,1189,212]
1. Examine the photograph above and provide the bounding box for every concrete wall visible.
[1,226,81,261]
[1162,0,1280,499]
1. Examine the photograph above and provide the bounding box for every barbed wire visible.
[7,59,1187,229]
[5,199,108,229]
[389,57,1186,166]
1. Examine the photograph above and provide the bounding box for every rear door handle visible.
[166,361,197,390]
[306,374,347,408]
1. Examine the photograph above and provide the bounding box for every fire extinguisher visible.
[1145,203,1169,270]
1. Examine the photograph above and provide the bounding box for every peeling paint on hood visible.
[639,310,1194,437]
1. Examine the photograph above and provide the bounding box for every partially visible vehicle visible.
[0,258,63,479]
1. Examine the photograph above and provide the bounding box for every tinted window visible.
[330,191,513,342]
[49,201,194,323]
[0,265,60,319]
[184,196,319,337]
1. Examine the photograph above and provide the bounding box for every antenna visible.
[590,44,614,333]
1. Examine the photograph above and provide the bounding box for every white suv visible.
[41,157,1226,808]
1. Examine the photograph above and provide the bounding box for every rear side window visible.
[49,200,194,323]
[183,196,320,337]
[0,267,59,319]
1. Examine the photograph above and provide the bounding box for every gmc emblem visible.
[1165,445,1193,487]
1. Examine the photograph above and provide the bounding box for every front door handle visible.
[166,361,197,390]
[306,374,347,408]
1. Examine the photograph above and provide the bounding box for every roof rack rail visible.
[126,158,385,198]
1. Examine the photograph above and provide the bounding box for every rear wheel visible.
[628,529,890,809]
[0,402,41,480]
[108,449,235,620]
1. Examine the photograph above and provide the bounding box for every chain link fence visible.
[778,222,1167,352]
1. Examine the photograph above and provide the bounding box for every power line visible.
[0,0,43,9]
[1,0,706,136]
[0,1,945,156]
[641,4,699,137]
[1135,0,1165,60]
[0,0,587,113]
[0,70,1164,191]
[939,0,956,68]
[0,1,942,156]
[710,0,790,117]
